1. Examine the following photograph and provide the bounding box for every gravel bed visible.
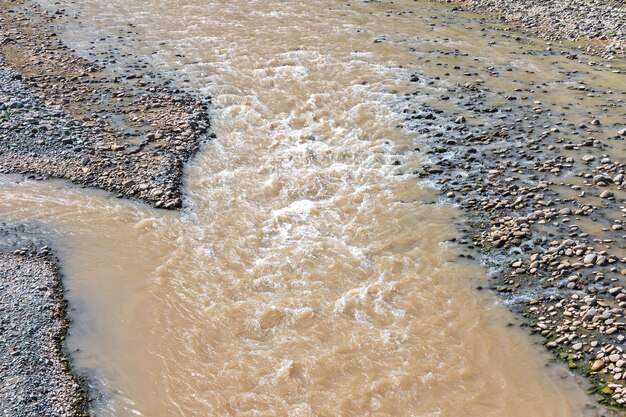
[0,1,214,414]
[0,225,88,416]
[0,0,212,209]
[394,39,625,412]
[436,0,626,58]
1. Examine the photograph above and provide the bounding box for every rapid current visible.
[2,0,622,415]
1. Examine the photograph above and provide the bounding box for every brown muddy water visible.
[2,0,625,415]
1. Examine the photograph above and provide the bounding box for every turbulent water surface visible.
[1,0,623,415]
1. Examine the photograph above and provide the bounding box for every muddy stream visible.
[1,0,624,415]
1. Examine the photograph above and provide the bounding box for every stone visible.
[608,287,623,295]
[591,359,605,371]
[583,308,596,320]
[593,174,612,184]
[606,327,618,335]
[583,253,597,264]
[427,166,444,174]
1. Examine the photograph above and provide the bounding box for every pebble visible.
[592,359,606,371]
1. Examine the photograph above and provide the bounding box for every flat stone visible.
[583,253,597,264]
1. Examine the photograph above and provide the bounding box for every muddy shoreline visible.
[435,0,625,58]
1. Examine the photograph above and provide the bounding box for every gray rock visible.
[584,253,597,264]
[593,174,612,184]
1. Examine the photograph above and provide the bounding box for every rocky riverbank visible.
[0,0,213,414]
[0,224,89,416]
[0,0,211,209]
[436,0,626,58]
[390,13,625,411]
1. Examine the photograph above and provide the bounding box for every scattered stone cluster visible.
[397,42,624,409]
